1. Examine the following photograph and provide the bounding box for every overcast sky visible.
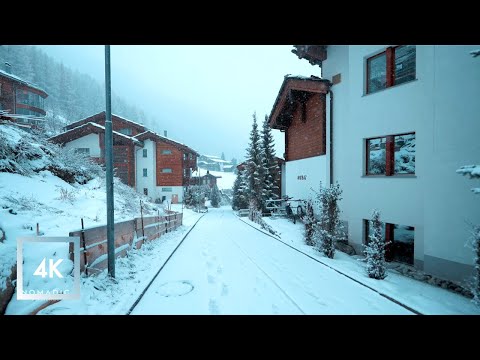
[39,45,319,161]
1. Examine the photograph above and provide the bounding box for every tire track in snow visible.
[229,237,306,315]
[236,215,420,315]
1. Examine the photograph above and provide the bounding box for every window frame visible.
[143,149,147,158]
[366,46,416,95]
[365,132,415,177]
[118,128,133,136]
[162,168,173,173]
[143,168,148,177]
[161,149,172,155]
[143,188,148,196]
[364,219,414,265]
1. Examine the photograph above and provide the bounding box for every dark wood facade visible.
[134,131,199,188]
[269,76,329,162]
[49,122,141,187]
[0,69,48,128]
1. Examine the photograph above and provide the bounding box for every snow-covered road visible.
[131,207,412,315]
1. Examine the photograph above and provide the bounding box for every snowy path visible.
[131,207,412,315]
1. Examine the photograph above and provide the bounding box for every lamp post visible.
[105,45,115,278]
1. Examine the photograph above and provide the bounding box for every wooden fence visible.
[68,210,183,275]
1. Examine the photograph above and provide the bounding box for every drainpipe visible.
[328,85,334,186]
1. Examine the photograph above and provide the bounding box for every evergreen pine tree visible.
[364,209,387,280]
[261,114,279,209]
[232,168,249,210]
[245,112,264,211]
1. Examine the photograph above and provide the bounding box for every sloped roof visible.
[0,69,48,96]
[268,75,330,130]
[49,122,143,146]
[64,111,147,132]
[134,130,200,156]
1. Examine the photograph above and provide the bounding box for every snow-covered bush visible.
[184,185,209,208]
[0,124,102,184]
[248,203,280,237]
[55,187,77,204]
[210,184,221,208]
[303,199,316,246]
[364,210,387,280]
[313,182,343,259]
[457,163,480,305]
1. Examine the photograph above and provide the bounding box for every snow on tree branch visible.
[470,49,480,58]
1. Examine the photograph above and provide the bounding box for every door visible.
[172,194,179,204]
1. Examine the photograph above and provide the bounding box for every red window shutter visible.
[386,47,394,88]
[385,135,394,176]
[385,223,394,262]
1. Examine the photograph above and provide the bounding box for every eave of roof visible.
[49,121,142,145]
[0,69,48,96]
[134,130,200,156]
[65,111,146,131]
[268,75,331,130]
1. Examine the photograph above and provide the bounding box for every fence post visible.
[140,200,145,242]
[81,218,88,276]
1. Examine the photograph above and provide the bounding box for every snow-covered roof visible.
[49,121,142,145]
[65,111,146,131]
[134,130,200,155]
[210,158,230,163]
[0,69,47,95]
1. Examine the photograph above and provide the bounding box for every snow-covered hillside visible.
[0,124,161,314]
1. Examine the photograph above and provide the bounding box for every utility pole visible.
[105,45,115,278]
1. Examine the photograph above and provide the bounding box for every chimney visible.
[4,62,12,74]
[207,170,210,175]
[164,130,167,137]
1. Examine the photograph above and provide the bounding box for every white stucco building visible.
[273,45,480,284]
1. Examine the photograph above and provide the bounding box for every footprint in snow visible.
[221,283,229,296]
[209,299,220,315]
[207,274,216,284]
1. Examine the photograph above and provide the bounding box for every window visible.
[162,168,172,173]
[161,149,172,155]
[366,133,415,176]
[143,149,147,158]
[183,153,187,160]
[366,46,416,94]
[189,154,194,160]
[183,169,187,177]
[364,220,414,265]
[75,148,90,156]
[118,128,132,135]
[15,89,45,109]
[143,188,148,196]
[143,168,148,177]
[162,187,172,192]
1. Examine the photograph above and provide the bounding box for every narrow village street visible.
[131,207,412,315]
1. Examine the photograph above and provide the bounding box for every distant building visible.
[190,170,221,189]
[198,154,232,172]
[49,111,199,203]
[0,63,48,130]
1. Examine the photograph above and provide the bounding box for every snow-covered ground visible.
[197,167,236,191]
[257,216,480,315]
[6,207,203,314]
[131,207,413,315]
